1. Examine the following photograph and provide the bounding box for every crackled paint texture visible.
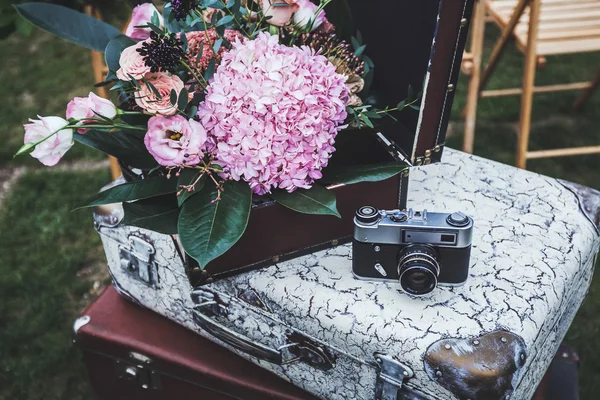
[95,149,599,400]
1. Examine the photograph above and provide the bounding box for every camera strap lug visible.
[374,353,414,400]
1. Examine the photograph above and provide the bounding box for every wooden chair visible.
[462,0,600,169]
[85,4,123,180]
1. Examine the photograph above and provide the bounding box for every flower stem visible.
[181,60,208,89]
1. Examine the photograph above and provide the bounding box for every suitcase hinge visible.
[115,352,161,390]
[119,236,158,288]
[375,354,414,400]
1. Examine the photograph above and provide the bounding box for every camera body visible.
[352,206,474,296]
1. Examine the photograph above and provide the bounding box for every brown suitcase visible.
[74,286,317,400]
[75,286,579,400]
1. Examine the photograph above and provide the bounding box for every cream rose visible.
[134,72,191,116]
[116,41,151,81]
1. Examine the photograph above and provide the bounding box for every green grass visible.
[0,30,106,167]
[0,169,110,400]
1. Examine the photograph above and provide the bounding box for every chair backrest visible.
[487,0,600,56]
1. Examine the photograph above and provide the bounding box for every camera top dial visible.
[356,206,381,225]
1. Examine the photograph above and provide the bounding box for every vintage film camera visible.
[352,206,474,296]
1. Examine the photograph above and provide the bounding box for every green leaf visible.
[74,176,178,210]
[15,3,121,52]
[271,185,341,218]
[105,35,136,73]
[359,114,374,128]
[407,85,414,101]
[177,88,189,111]
[74,130,157,170]
[177,169,206,207]
[204,58,216,81]
[14,142,36,157]
[122,194,179,235]
[354,44,366,58]
[321,162,408,186]
[215,15,233,27]
[397,100,407,110]
[170,89,178,107]
[178,180,252,269]
[212,37,223,53]
[179,28,189,51]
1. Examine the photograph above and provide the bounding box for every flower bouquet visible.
[15,1,418,270]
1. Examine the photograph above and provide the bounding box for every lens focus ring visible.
[397,245,440,296]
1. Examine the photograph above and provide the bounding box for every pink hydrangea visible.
[182,29,245,74]
[144,115,210,167]
[197,33,349,195]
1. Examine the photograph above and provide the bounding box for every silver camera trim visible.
[354,208,473,249]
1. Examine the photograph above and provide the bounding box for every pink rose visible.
[134,72,191,116]
[125,3,164,40]
[66,92,117,133]
[23,116,73,166]
[255,0,299,27]
[144,115,209,166]
[293,0,327,31]
[116,41,151,81]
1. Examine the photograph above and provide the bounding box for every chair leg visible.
[463,0,487,153]
[516,0,541,169]
[573,68,600,111]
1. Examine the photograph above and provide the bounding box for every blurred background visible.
[0,1,599,399]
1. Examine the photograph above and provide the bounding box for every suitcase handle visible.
[193,301,301,365]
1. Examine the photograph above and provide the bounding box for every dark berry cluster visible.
[137,32,185,74]
[171,0,196,20]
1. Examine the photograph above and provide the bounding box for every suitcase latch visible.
[115,352,161,390]
[119,236,158,288]
[375,354,413,400]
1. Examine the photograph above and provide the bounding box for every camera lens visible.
[397,245,440,296]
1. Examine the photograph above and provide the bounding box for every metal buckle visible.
[118,236,157,288]
[375,354,414,400]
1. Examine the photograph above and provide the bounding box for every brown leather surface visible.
[77,286,318,400]
[204,177,400,280]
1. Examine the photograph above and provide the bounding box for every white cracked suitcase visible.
[93,149,600,400]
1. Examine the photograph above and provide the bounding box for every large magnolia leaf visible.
[15,3,121,52]
[270,185,341,218]
[178,180,252,269]
[122,194,179,235]
[321,162,408,186]
[74,176,178,210]
[74,130,157,170]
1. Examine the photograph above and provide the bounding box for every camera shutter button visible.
[447,212,470,227]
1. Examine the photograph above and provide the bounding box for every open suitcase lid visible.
[337,0,474,165]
